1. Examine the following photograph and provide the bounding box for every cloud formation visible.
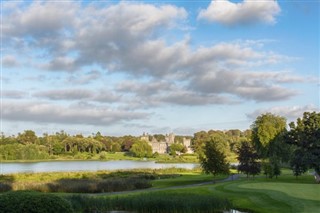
[3,101,149,126]
[33,89,120,103]
[2,0,302,108]
[198,0,281,26]
[247,105,319,120]
[2,1,315,132]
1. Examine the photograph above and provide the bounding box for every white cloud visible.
[247,105,319,120]
[67,70,102,85]
[2,55,19,67]
[3,1,77,38]
[3,101,149,126]
[198,0,281,26]
[189,70,299,102]
[2,1,311,109]
[34,89,93,101]
[2,90,28,99]
[33,89,120,103]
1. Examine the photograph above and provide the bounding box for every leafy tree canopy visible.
[130,140,153,158]
[251,113,287,157]
[200,139,229,179]
[286,111,320,173]
[237,141,261,178]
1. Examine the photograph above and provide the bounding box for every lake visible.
[0,160,199,174]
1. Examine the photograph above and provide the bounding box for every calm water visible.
[0,160,198,174]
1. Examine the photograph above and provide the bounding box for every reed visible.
[67,192,232,213]
[0,169,190,193]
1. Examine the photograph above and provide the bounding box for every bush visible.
[0,191,73,213]
[0,182,12,192]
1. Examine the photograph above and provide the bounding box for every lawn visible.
[97,170,319,213]
[1,168,319,213]
[151,171,226,188]
[149,171,320,213]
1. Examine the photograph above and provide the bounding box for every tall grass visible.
[67,192,232,213]
[0,177,151,193]
[0,168,191,193]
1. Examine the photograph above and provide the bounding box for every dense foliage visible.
[200,139,230,179]
[0,191,73,213]
[286,112,320,174]
[192,129,250,161]
[0,131,192,161]
[251,113,287,158]
[237,141,261,178]
[130,140,153,158]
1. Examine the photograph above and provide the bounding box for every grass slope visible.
[102,170,319,213]
[149,171,320,213]
[152,172,225,188]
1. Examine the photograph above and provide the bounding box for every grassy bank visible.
[65,169,318,213]
[150,170,319,213]
[0,168,199,193]
[151,171,224,188]
[2,168,318,212]
[0,152,200,163]
[61,171,318,213]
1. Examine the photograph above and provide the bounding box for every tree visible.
[169,143,185,156]
[130,140,152,158]
[120,136,137,151]
[153,134,166,142]
[17,130,38,145]
[192,131,210,155]
[262,157,281,179]
[251,113,287,158]
[286,111,320,174]
[192,130,230,157]
[237,141,261,178]
[290,149,308,178]
[200,139,229,181]
[111,142,121,152]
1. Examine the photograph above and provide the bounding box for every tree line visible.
[198,111,320,179]
[1,111,319,180]
[0,131,194,160]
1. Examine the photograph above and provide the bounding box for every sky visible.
[1,0,319,136]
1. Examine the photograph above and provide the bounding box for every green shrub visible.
[0,191,73,213]
[0,182,12,192]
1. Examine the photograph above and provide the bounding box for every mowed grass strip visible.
[151,172,226,188]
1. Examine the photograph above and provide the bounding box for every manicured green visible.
[151,172,226,188]
[1,168,318,213]
[86,169,318,213]
[149,171,320,213]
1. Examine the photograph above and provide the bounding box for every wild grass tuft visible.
[67,192,232,213]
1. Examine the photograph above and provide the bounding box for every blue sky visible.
[1,0,319,136]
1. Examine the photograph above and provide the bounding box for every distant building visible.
[141,133,193,154]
